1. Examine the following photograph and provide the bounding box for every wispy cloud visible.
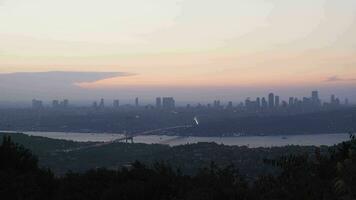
[325,76,356,82]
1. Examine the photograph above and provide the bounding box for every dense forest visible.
[1,134,355,200]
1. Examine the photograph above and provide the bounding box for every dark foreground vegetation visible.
[0,132,322,177]
[1,135,356,200]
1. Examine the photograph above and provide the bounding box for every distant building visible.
[282,101,288,108]
[99,98,105,108]
[261,97,268,109]
[52,100,59,108]
[32,99,43,109]
[268,93,274,108]
[113,100,120,108]
[52,99,68,108]
[213,100,221,108]
[256,97,261,108]
[162,97,175,109]
[227,101,233,109]
[311,91,321,106]
[345,98,349,105]
[92,101,98,108]
[61,99,69,108]
[275,96,280,107]
[331,95,336,104]
[135,97,139,107]
[289,97,294,106]
[156,97,162,108]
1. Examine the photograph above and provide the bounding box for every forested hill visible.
[0,134,355,199]
[0,132,321,177]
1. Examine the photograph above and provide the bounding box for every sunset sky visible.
[0,0,356,102]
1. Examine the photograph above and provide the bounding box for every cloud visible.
[325,75,356,82]
[0,71,132,100]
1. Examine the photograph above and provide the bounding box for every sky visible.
[0,0,356,103]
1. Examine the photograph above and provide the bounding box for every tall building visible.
[61,99,69,108]
[32,99,43,109]
[227,101,233,109]
[113,100,119,108]
[311,91,320,106]
[256,97,261,108]
[331,94,336,104]
[213,100,221,108]
[135,97,139,107]
[99,98,105,108]
[92,101,98,108]
[156,97,162,108]
[268,93,274,108]
[312,91,319,101]
[162,97,175,109]
[52,100,59,108]
[261,97,268,109]
[275,96,280,107]
[289,97,294,106]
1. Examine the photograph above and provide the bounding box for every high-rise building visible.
[32,99,43,109]
[213,100,221,108]
[227,101,233,109]
[99,98,105,108]
[156,97,162,108]
[311,91,321,106]
[282,101,288,108]
[92,101,98,108]
[312,91,319,101]
[345,98,349,105]
[268,93,274,108]
[162,97,175,109]
[275,96,280,107]
[289,97,294,106]
[256,97,261,108]
[331,95,335,104]
[135,97,139,107]
[261,97,268,109]
[61,99,69,108]
[52,100,59,108]
[113,100,120,108]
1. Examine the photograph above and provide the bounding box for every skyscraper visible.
[331,95,336,104]
[268,93,274,108]
[135,97,139,107]
[99,98,105,108]
[312,91,319,101]
[275,96,280,107]
[162,97,175,109]
[156,97,162,108]
[261,97,268,109]
[311,91,320,106]
[52,100,59,108]
[113,100,119,108]
[61,99,69,108]
[32,99,43,109]
[256,97,261,108]
[289,97,294,106]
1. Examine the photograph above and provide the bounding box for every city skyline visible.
[30,90,351,109]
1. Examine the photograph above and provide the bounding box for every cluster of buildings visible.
[31,91,349,112]
[242,91,324,112]
[90,97,176,110]
[32,99,69,109]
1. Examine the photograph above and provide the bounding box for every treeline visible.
[1,135,355,200]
